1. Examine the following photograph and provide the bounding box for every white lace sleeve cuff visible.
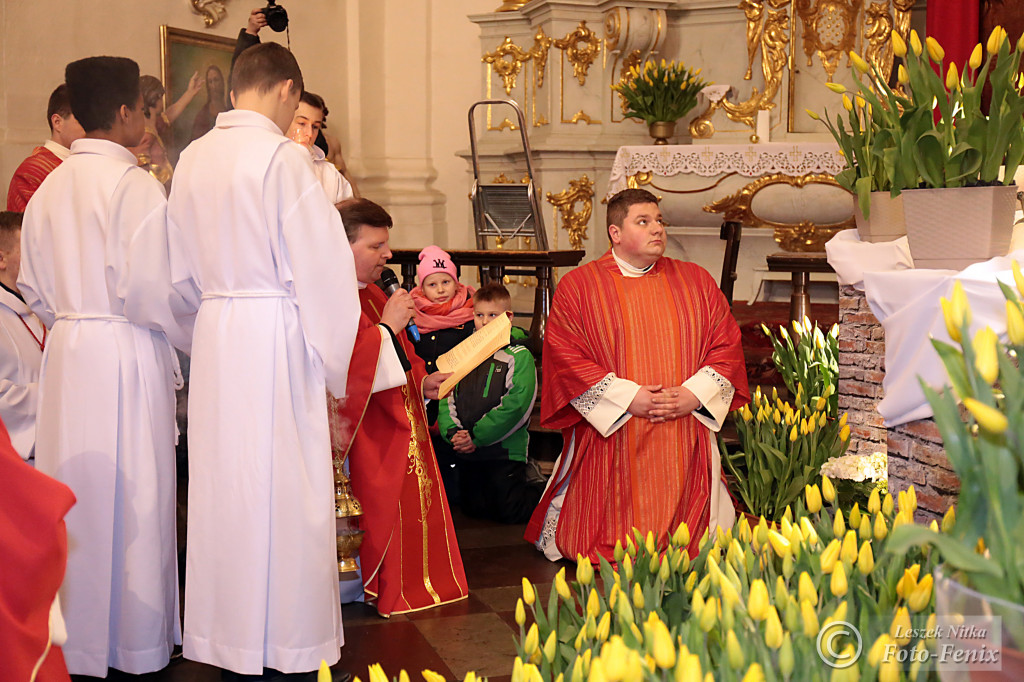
[683,366,735,432]
[570,373,640,437]
[372,326,407,393]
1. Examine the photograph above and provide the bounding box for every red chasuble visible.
[525,252,749,562]
[328,285,468,616]
[7,146,62,211]
[0,418,76,682]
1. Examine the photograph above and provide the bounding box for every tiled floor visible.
[71,511,565,682]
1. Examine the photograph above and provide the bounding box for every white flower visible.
[820,452,887,483]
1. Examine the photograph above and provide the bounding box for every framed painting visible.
[160,25,236,162]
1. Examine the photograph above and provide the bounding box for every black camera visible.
[260,0,288,32]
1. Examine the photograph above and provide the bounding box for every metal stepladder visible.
[467,99,548,251]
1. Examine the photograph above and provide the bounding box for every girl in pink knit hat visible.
[410,246,476,377]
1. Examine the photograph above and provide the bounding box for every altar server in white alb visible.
[0,212,45,463]
[168,43,359,676]
[18,56,191,677]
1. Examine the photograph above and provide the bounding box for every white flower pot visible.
[901,185,1017,271]
[853,191,906,243]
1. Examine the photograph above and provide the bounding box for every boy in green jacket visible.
[438,283,544,523]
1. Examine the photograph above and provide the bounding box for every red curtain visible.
[926,0,980,71]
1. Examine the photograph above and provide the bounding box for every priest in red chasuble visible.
[329,198,468,616]
[526,188,749,563]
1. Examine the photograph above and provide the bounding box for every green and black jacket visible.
[438,327,537,462]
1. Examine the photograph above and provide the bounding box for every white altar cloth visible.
[607,142,846,197]
[832,243,1024,426]
[824,229,914,290]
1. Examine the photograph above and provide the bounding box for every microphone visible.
[377,268,420,342]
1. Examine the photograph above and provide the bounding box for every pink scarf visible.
[411,283,475,333]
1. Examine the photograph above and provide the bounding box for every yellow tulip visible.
[800,517,819,546]
[940,297,962,342]
[942,505,956,533]
[543,631,557,662]
[891,30,907,58]
[822,476,836,503]
[970,42,984,69]
[952,280,972,330]
[684,571,697,592]
[1006,302,1024,345]
[842,94,853,111]
[857,540,875,575]
[613,539,625,563]
[522,578,535,606]
[368,665,388,682]
[725,629,745,670]
[747,579,770,621]
[1014,261,1024,298]
[946,62,959,89]
[798,571,817,604]
[908,574,934,612]
[577,555,594,586]
[926,36,945,62]
[840,530,858,565]
[867,487,881,514]
[867,633,893,667]
[659,554,671,583]
[782,551,795,579]
[789,425,798,442]
[764,606,784,649]
[779,633,795,677]
[676,653,703,682]
[741,663,765,682]
[858,515,871,541]
[879,653,901,682]
[833,509,846,537]
[672,522,690,547]
[882,493,894,517]
[699,595,718,632]
[515,598,526,627]
[963,397,1009,434]
[554,568,572,602]
[806,108,821,121]
[800,598,819,636]
[645,530,656,555]
[840,424,850,441]
[587,660,605,682]
[897,565,919,599]
[622,554,633,581]
[898,64,910,85]
[849,503,862,530]
[596,611,611,641]
[768,530,791,558]
[826,82,847,94]
[850,51,870,74]
[632,583,645,610]
[973,327,1000,384]
[423,671,447,682]
[831,561,849,597]
[647,620,674,669]
[819,539,841,574]
[524,623,539,656]
[988,25,1007,54]
[318,661,333,682]
[891,606,912,645]
[910,30,923,56]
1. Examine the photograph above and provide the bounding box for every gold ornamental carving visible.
[546,175,594,250]
[690,0,790,140]
[190,0,230,27]
[483,37,533,95]
[554,21,602,86]
[795,0,860,82]
[530,28,553,88]
[494,0,528,11]
[703,173,855,251]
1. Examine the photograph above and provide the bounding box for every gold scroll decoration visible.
[703,173,855,252]
[795,0,860,82]
[864,0,915,83]
[483,37,533,95]
[546,175,595,250]
[690,0,790,139]
[190,0,229,27]
[554,21,602,86]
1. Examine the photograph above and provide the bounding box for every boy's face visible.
[288,101,324,148]
[474,299,511,331]
[421,272,455,304]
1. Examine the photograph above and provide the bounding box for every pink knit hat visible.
[417,245,457,283]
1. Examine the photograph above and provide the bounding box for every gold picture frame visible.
[160,25,236,162]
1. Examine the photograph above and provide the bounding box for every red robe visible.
[329,285,468,616]
[7,146,62,211]
[525,252,749,562]
[0,418,76,682]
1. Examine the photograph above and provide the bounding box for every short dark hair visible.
[231,43,303,97]
[140,75,166,118]
[65,56,141,133]
[338,198,393,243]
[474,282,512,309]
[300,91,328,126]
[606,188,660,235]
[0,212,23,250]
[46,84,73,132]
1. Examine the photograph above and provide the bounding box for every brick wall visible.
[837,286,959,522]
[837,286,887,456]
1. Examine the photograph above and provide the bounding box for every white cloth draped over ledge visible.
[825,228,1024,427]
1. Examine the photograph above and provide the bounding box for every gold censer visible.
[334,459,365,575]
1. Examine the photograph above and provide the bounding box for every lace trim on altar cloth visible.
[570,373,616,417]
[607,143,846,196]
[700,366,735,407]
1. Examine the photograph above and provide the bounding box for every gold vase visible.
[334,459,365,575]
[648,120,676,145]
